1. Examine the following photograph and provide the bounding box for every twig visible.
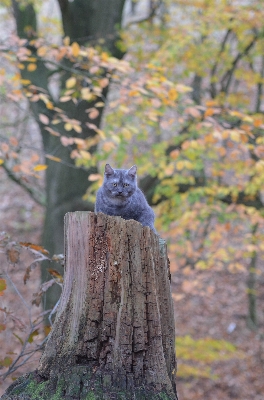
[220,33,259,94]
[1,162,46,206]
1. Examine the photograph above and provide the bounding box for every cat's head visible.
[103,164,137,199]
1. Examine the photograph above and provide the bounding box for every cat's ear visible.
[105,164,114,176]
[128,165,137,178]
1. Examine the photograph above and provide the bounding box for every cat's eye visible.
[113,183,117,187]
[124,183,129,187]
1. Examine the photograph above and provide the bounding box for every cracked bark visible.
[2,212,178,399]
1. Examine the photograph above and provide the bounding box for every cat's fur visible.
[95,164,156,233]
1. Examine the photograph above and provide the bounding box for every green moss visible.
[85,393,96,400]
[176,335,243,380]
[4,372,176,400]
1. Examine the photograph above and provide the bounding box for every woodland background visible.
[0,0,264,399]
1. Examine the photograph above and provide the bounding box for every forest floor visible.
[0,171,263,400]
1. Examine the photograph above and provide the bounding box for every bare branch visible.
[1,162,46,207]
[220,33,259,94]
[210,28,233,98]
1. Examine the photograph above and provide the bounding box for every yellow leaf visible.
[71,42,80,57]
[63,36,70,46]
[101,52,109,62]
[129,90,139,97]
[66,77,76,89]
[60,95,72,102]
[95,102,105,108]
[33,164,48,171]
[96,129,106,139]
[46,155,62,162]
[27,63,37,72]
[64,123,73,131]
[184,160,194,170]
[81,88,93,101]
[122,128,132,140]
[112,135,120,144]
[73,124,82,133]
[79,150,91,160]
[37,46,47,57]
[168,88,178,101]
[0,159,4,165]
[46,101,54,110]
[21,79,31,85]
[176,161,185,171]
[242,116,253,123]
[175,84,192,93]
[230,130,240,142]
[255,161,264,172]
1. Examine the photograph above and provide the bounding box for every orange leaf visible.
[19,242,49,255]
[44,326,51,336]
[45,155,62,163]
[48,269,63,283]
[204,108,215,117]
[88,174,102,181]
[88,108,99,120]
[9,137,18,147]
[99,78,109,88]
[27,63,37,72]
[7,248,20,264]
[44,127,60,137]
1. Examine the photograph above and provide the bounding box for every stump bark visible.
[2,212,178,400]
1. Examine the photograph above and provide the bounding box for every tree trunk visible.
[2,212,178,399]
[11,0,126,313]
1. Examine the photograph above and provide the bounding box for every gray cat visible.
[95,164,156,233]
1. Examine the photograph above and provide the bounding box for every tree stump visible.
[2,212,178,400]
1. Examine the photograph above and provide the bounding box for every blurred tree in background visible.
[0,0,263,327]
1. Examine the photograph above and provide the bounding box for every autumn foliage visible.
[0,0,264,398]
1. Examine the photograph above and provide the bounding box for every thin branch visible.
[220,33,259,94]
[1,162,46,207]
[124,0,161,26]
[255,55,264,113]
[210,28,233,98]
